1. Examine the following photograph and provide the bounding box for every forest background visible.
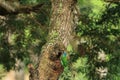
[0,0,120,80]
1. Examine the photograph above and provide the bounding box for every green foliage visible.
[59,57,89,80]
[0,10,49,70]
[67,44,73,52]
[75,1,120,80]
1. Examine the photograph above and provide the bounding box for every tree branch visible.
[104,0,120,3]
[0,0,44,15]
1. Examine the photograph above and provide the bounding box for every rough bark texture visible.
[30,0,77,80]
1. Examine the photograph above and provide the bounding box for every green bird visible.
[60,52,68,68]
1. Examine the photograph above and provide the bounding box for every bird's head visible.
[63,52,67,56]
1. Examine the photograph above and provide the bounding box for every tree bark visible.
[29,0,78,80]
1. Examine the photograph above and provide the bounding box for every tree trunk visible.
[29,0,78,80]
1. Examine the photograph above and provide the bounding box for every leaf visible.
[67,44,73,52]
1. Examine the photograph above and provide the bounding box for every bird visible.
[60,52,68,68]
